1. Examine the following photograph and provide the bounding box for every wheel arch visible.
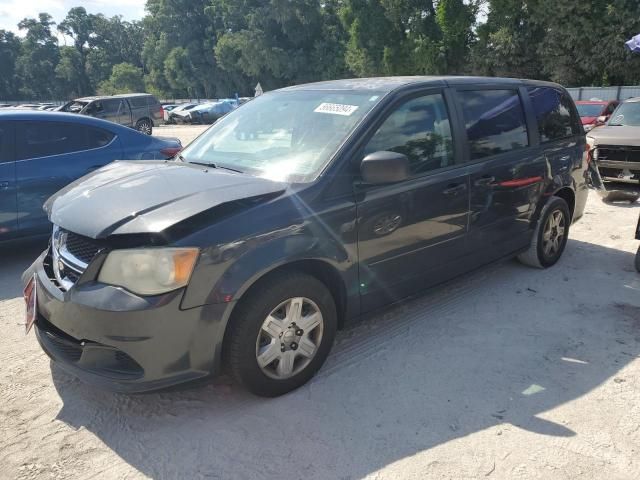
[553,186,576,221]
[532,185,576,229]
[228,259,349,331]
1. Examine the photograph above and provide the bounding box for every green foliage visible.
[4,0,640,101]
[97,62,145,95]
[0,30,21,98]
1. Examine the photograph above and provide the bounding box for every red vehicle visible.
[575,100,618,132]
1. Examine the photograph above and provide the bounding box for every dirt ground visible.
[155,124,208,146]
[1,137,640,479]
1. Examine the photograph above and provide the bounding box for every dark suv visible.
[24,76,588,397]
[60,93,164,135]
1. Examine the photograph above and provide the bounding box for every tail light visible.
[160,146,182,158]
[159,105,164,118]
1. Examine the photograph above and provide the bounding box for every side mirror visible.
[360,151,409,185]
[596,115,607,125]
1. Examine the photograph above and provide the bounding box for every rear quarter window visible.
[528,87,581,142]
[129,96,150,108]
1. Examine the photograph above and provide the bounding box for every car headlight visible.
[98,248,199,295]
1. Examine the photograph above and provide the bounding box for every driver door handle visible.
[0,181,9,190]
[474,176,495,187]
[442,183,467,196]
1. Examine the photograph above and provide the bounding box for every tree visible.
[88,14,144,89]
[0,30,21,99]
[57,7,94,96]
[97,62,145,94]
[55,46,85,98]
[15,13,60,99]
[436,0,476,74]
[472,0,546,79]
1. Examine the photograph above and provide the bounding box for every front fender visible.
[180,223,353,310]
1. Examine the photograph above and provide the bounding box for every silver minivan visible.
[60,93,164,135]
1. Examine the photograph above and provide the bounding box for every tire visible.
[135,118,153,135]
[518,196,571,269]
[635,245,640,273]
[223,272,337,397]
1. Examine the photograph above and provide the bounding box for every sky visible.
[0,0,145,36]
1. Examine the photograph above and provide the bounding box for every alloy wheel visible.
[542,209,566,258]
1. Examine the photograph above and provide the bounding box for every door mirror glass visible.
[361,151,409,185]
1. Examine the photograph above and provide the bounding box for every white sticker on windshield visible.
[314,103,359,116]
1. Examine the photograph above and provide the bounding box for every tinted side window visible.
[16,122,112,159]
[86,101,103,114]
[102,99,122,114]
[146,95,159,106]
[364,93,454,176]
[458,89,528,160]
[528,87,581,142]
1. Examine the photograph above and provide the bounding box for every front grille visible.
[597,145,640,163]
[64,232,102,265]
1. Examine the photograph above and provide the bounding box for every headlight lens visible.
[98,248,199,295]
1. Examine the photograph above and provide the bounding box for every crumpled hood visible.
[587,125,640,146]
[45,160,286,239]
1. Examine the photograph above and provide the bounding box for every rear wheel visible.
[224,272,337,397]
[135,118,153,135]
[518,197,571,268]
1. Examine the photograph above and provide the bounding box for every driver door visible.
[355,90,470,312]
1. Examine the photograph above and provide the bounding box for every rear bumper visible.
[26,250,235,393]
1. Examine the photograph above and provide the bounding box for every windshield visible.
[575,104,604,117]
[608,102,640,126]
[179,90,384,182]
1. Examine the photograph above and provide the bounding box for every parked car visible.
[59,93,164,135]
[162,104,179,121]
[24,76,588,397]
[178,100,238,124]
[586,97,640,184]
[575,100,618,132]
[0,111,181,243]
[167,103,199,124]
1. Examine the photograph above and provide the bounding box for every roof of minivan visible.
[73,93,153,102]
[281,76,563,93]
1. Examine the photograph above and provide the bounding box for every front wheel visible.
[135,118,153,135]
[518,196,571,268]
[224,272,337,397]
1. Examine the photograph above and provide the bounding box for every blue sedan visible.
[0,111,182,242]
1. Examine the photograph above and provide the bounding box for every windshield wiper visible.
[180,156,244,174]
